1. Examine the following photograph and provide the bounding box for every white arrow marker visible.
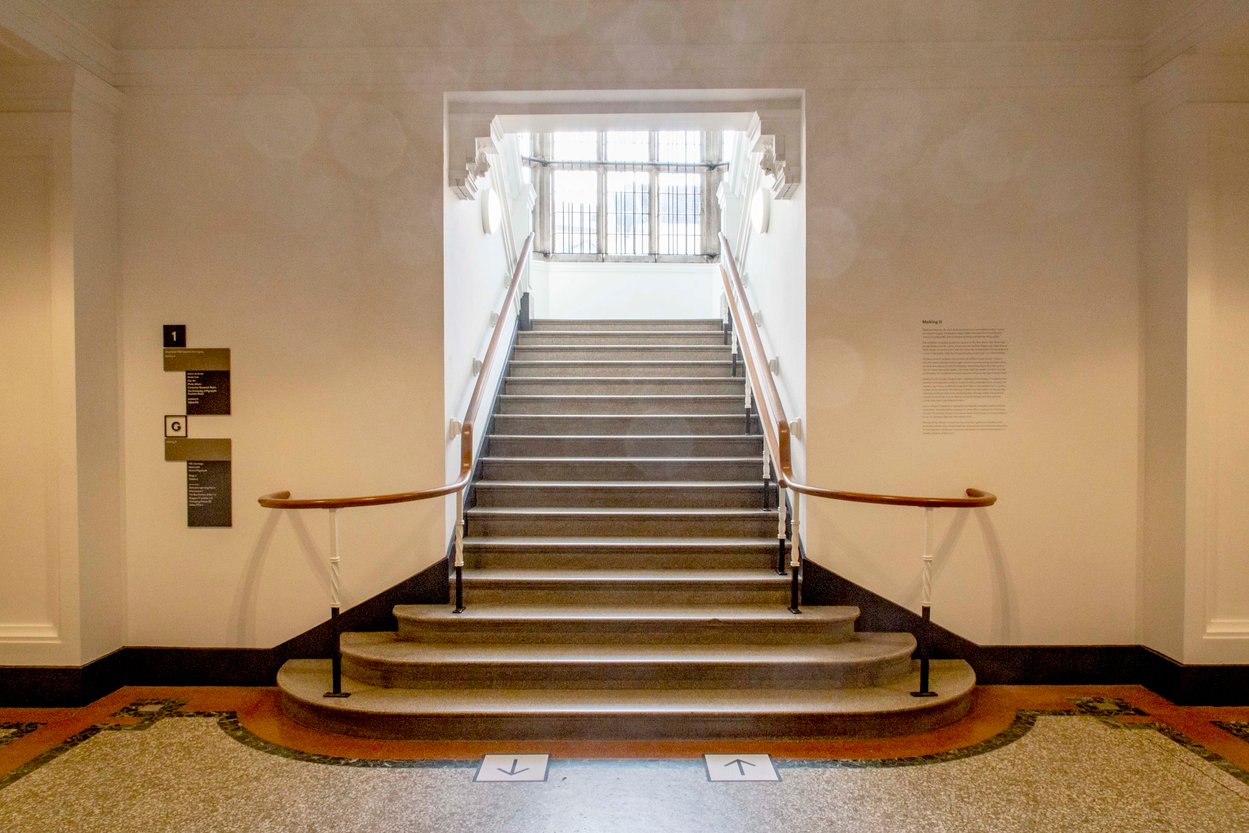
[704,753,780,782]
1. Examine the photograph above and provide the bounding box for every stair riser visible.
[394,618,851,646]
[341,656,913,691]
[495,396,744,416]
[281,688,974,740]
[513,347,732,362]
[490,415,749,435]
[463,585,788,606]
[486,436,763,457]
[529,319,723,332]
[509,361,737,379]
[480,458,762,481]
[463,548,777,571]
[505,378,744,396]
[517,332,727,346]
[467,514,779,538]
[470,485,766,508]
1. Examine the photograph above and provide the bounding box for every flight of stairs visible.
[278,318,975,739]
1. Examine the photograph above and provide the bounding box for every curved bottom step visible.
[277,658,975,740]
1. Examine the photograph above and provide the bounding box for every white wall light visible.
[481,186,502,235]
[750,187,771,234]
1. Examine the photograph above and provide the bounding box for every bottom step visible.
[277,658,975,740]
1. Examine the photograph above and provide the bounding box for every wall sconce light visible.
[750,187,771,234]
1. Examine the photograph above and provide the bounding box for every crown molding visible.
[0,0,118,85]
[116,40,1142,93]
[1143,0,1249,77]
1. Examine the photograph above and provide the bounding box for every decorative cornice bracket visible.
[746,108,802,200]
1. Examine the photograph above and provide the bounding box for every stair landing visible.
[278,658,974,740]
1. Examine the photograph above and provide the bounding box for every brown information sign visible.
[163,348,230,372]
[164,437,232,462]
[187,460,232,527]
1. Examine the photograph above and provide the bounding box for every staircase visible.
[278,318,975,739]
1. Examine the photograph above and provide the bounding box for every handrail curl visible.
[258,233,534,511]
[718,232,995,510]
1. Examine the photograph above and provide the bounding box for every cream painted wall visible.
[119,88,446,648]
[0,110,80,664]
[801,86,1142,646]
[1185,102,1249,663]
[6,0,1249,662]
[111,2,1144,651]
[70,75,125,661]
[0,63,122,666]
[1139,76,1191,661]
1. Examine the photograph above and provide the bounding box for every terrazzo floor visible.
[2,685,1249,832]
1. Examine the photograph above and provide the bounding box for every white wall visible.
[118,88,446,648]
[1184,101,1249,663]
[530,261,720,320]
[741,178,807,482]
[1139,69,1191,661]
[443,171,510,532]
[7,0,1249,662]
[0,64,122,666]
[802,86,1142,646]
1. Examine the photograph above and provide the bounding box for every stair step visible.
[490,414,750,436]
[338,631,916,690]
[516,330,728,346]
[495,395,745,416]
[465,507,779,538]
[278,658,976,739]
[395,603,845,644]
[462,536,780,570]
[508,360,737,378]
[528,318,723,332]
[486,434,763,457]
[513,345,732,362]
[459,568,790,605]
[504,377,745,396]
[470,481,767,509]
[480,456,763,481]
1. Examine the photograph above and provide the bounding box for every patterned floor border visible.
[2,696,1247,788]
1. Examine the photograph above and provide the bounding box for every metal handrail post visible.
[912,507,938,697]
[325,508,350,698]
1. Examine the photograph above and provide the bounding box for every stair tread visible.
[464,568,788,583]
[487,434,757,440]
[509,360,734,366]
[395,603,848,622]
[280,658,973,715]
[342,631,915,664]
[473,481,763,488]
[467,507,774,516]
[481,455,761,462]
[462,536,782,547]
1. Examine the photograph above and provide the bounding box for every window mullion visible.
[648,132,659,258]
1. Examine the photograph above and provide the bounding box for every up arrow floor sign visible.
[703,754,780,782]
[474,754,549,782]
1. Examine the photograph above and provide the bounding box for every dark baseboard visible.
[0,554,449,707]
[801,558,1249,705]
[4,554,1246,708]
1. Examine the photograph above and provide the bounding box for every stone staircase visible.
[277,318,974,739]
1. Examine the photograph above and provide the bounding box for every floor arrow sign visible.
[703,753,780,782]
[474,754,549,782]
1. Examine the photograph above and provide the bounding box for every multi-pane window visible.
[527,130,725,261]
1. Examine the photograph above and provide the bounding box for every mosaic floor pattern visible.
[2,694,1249,832]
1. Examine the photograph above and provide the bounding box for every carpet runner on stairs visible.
[277,318,974,738]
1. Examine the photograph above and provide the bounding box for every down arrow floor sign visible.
[473,754,550,782]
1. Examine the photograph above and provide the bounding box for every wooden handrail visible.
[718,232,995,510]
[258,233,534,511]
